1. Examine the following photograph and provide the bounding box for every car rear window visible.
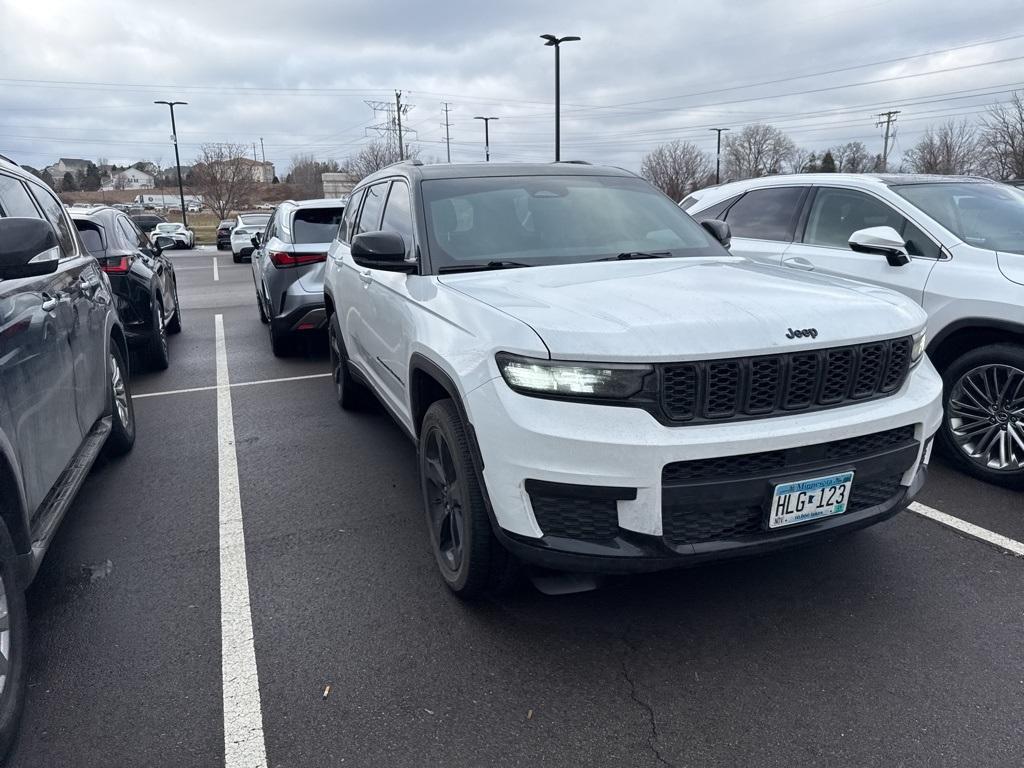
[239,214,270,227]
[292,207,345,244]
[73,220,105,255]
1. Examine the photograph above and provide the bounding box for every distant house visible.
[45,158,91,179]
[234,158,275,184]
[104,166,155,190]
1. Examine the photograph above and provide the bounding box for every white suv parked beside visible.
[325,162,942,595]
[685,175,1024,488]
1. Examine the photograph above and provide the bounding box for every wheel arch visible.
[0,444,31,559]
[408,354,471,439]
[928,318,1024,372]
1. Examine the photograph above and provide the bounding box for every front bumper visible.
[464,358,943,572]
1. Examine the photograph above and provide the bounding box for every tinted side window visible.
[342,188,365,243]
[380,181,413,254]
[74,220,105,255]
[901,219,942,259]
[724,188,805,241]
[28,184,76,256]
[804,188,904,249]
[691,194,740,222]
[0,175,40,218]
[355,183,387,236]
[118,216,147,250]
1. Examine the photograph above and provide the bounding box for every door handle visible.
[359,270,374,286]
[783,256,815,271]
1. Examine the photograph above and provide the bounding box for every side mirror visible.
[701,219,732,250]
[154,235,175,254]
[849,226,910,267]
[0,217,61,280]
[350,231,415,272]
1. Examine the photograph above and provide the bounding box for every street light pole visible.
[710,127,730,185]
[474,116,498,161]
[540,34,581,162]
[154,100,189,227]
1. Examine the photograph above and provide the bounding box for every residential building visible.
[104,166,156,190]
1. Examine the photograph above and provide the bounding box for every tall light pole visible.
[474,116,498,161]
[540,34,581,162]
[154,100,188,228]
[710,127,730,184]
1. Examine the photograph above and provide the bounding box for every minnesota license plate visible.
[768,471,854,529]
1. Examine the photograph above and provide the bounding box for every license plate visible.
[768,471,854,529]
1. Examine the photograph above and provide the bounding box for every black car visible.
[0,156,136,762]
[72,207,181,369]
[216,219,235,250]
[129,213,166,235]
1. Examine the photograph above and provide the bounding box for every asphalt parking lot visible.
[10,247,1023,768]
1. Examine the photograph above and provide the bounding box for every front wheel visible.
[939,343,1024,489]
[419,399,514,598]
[0,521,29,765]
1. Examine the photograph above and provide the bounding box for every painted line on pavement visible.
[213,255,220,281]
[909,501,1024,557]
[133,372,331,399]
[215,314,269,768]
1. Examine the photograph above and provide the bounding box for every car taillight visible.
[269,251,326,267]
[101,256,130,273]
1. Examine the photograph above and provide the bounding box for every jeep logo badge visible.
[785,327,818,339]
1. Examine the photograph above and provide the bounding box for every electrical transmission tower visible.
[876,110,900,172]
[365,91,416,160]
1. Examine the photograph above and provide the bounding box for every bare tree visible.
[722,124,796,180]
[640,140,712,200]
[904,120,978,175]
[979,92,1024,180]
[287,153,342,198]
[189,143,261,219]
[830,141,871,173]
[341,141,421,181]
[785,147,813,174]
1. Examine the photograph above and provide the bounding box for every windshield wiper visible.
[590,250,673,262]
[437,260,534,273]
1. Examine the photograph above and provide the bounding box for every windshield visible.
[891,182,1024,254]
[293,206,344,244]
[422,174,724,271]
[240,214,270,227]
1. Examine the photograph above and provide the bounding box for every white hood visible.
[438,257,925,362]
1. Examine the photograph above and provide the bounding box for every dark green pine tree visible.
[820,151,837,173]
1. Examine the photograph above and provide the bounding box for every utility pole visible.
[876,110,901,172]
[259,137,266,164]
[540,34,581,162]
[395,91,404,161]
[442,102,453,163]
[710,127,730,184]
[252,142,258,163]
[474,116,498,161]
[153,100,188,228]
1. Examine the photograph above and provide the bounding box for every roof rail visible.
[551,160,591,165]
[382,158,424,170]
[0,153,17,165]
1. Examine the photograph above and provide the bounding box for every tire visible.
[328,314,367,410]
[146,299,170,370]
[268,324,290,357]
[419,399,515,598]
[255,282,269,325]
[105,342,136,456]
[938,343,1024,489]
[233,253,241,264]
[166,283,182,334]
[0,521,29,765]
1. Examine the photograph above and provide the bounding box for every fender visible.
[928,316,1024,352]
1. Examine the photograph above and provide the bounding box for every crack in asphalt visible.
[619,635,675,768]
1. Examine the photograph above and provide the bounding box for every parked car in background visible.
[186,203,202,213]
[150,221,195,249]
[216,219,235,250]
[686,174,1024,488]
[0,156,136,761]
[324,161,941,596]
[230,212,271,262]
[130,212,166,235]
[72,206,182,369]
[250,198,345,355]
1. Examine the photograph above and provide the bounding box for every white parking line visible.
[909,502,1024,557]
[133,372,331,400]
[213,256,220,282]
[214,314,268,768]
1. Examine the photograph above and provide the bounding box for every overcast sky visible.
[1,0,1022,175]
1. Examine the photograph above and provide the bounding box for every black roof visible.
[358,161,637,188]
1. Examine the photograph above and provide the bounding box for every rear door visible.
[718,186,807,266]
[783,186,939,303]
[0,172,84,515]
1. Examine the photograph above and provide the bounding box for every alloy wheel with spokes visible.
[111,353,130,428]
[0,575,9,700]
[947,363,1024,472]
[422,426,465,573]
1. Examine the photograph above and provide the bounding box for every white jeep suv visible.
[325,162,942,596]
[685,175,1024,488]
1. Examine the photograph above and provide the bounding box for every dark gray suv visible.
[0,156,136,761]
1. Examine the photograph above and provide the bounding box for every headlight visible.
[911,330,926,366]
[495,353,652,399]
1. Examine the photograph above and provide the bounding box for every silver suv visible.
[685,174,1024,488]
[250,198,346,355]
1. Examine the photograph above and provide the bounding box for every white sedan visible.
[150,222,195,249]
